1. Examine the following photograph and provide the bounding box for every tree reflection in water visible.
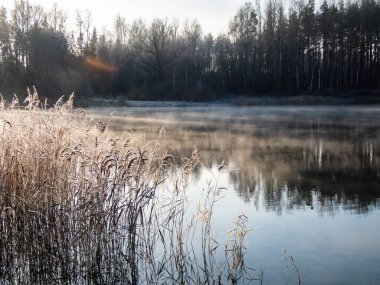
[100,106,380,216]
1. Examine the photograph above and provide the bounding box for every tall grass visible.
[0,88,258,284]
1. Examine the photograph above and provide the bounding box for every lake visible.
[89,105,380,284]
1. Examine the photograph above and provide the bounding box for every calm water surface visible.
[91,105,380,284]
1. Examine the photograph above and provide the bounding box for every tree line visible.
[0,0,380,101]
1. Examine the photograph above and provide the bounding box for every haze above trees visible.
[0,0,379,101]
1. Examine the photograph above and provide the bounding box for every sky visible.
[1,0,249,35]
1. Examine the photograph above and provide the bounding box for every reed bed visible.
[0,88,257,284]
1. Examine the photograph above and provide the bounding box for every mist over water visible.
[89,105,380,284]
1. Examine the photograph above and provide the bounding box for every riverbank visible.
[77,91,380,108]
[232,93,380,106]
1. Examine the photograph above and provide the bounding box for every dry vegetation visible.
[0,88,257,284]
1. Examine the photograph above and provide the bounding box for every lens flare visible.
[85,57,118,73]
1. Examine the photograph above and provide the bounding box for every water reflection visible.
[227,132,380,216]
[94,106,380,216]
[88,105,380,284]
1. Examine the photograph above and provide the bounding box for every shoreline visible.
[78,93,380,108]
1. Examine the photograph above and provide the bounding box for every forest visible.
[0,0,380,101]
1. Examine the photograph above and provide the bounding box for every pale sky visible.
[1,0,249,35]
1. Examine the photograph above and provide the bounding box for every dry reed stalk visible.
[0,89,256,285]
